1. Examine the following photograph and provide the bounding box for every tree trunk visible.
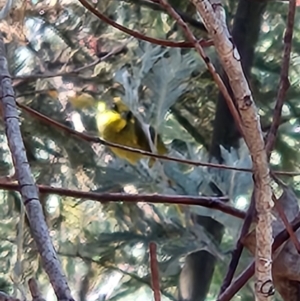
[178,1,267,300]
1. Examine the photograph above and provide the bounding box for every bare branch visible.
[157,0,244,138]
[0,34,74,301]
[265,0,296,156]
[218,192,255,296]
[77,0,213,49]
[273,194,300,252]
[16,102,300,176]
[218,217,300,301]
[28,278,46,301]
[0,181,248,219]
[189,1,273,298]
[149,242,161,301]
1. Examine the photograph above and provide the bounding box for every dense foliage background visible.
[0,0,299,300]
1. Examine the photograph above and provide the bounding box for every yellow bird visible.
[96,98,167,166]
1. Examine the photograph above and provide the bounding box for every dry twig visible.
[149,242,161,301]
[273,194,300,252]
[16,101,300,176]
[28,278,46,301]
[77,0,213,49]
[218,217,300,301]
[218,192,255,295]
[0,181,247,219]
[157,0,244,138]
[265,0,296,156]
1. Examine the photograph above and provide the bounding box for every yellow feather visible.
[96,100,167,166]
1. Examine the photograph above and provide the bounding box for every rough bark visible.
[178,1,267,301]
[0,35,74,301]
[192,1,273,300]
[210,0,267,161]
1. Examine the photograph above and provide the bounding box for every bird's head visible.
[96,100,127,134]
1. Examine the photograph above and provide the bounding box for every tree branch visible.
[0,181,248,219]
[189,2,273,299]
[77,0,213,49]
[16,101,300,176]
[0,34,74,301]
[149,242,161,301]
[218,191,256,296]
[265,0,296,157]
[218,217,300,301]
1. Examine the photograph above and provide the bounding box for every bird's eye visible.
[111,103,118,112]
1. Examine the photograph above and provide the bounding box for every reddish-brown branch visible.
[273,194,300,253]
[149,242,161,301]
[16,102,248,172]
[147,0,207,32]
[157,0,244,139]
[218,192,255,296]
[265,0,296,156]
[77,0,213,49]
[16,96,300,176]
[0,181,248,219]
[218,217,300,301]
[28,278,46,301]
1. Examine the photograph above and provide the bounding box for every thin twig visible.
[218,217,300,301]
[17,102,245,171]
[0,181,248,219]
[157,0,244,138]
[16,102,300,176]
[149,242,161,301]
[265,0,296,157]
[218,192,256,296]
[273,194,300,253]
[28,278,46,301]
[58,251,175,300]
[137,0,207,32]
[77,0,213,49]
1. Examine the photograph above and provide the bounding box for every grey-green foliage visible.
[2,1,300,301]
[114,43,204,127]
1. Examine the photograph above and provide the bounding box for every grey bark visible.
[0,35,74,301]
[178,1,267,300]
